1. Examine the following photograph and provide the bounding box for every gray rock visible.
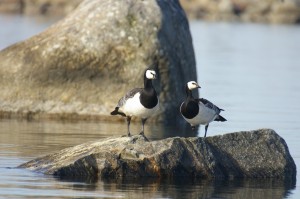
[0,0,196,124]
[18,129,296,180]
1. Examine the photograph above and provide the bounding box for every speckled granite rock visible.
[0,0,196,123]
[18,129,296,180]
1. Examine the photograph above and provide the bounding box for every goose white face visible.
[145,70,156,79]
[187,81,200,90]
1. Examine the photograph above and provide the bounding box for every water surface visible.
[0,14,300,198]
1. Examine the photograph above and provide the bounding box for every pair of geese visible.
[111,68,226,138]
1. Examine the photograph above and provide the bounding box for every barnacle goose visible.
[180,81,226,137]
[111,68,159,137]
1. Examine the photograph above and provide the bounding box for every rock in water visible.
[18,129,296,180]
[0,0,196,124]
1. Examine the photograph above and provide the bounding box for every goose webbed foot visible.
[139,131,149,142]
[139,131,144,136]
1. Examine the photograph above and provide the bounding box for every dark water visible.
[1,14,300,198]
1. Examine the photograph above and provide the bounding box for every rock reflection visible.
[99,177,295,199]
[0,119,197,159]
[148,122,198,140]
[54,175,296,199]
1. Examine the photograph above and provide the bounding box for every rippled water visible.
[1,14,300,198]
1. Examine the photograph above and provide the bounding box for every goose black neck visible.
[144,76,153,90]
[141,74,158,109]
[185,85,194,99]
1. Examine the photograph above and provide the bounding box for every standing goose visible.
[110,68,159,137]
[180,81,226,137]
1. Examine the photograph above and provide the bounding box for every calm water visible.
[0,14,300,198]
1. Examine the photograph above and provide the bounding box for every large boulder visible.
[0,0,196,124]
[18,129,296,180]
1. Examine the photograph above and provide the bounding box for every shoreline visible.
[0,0,299,24]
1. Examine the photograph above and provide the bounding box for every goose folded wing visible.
[117,88,143,107]
[197,98,224,112]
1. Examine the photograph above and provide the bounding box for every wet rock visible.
[0,0,196,124]
[18,129,297,180]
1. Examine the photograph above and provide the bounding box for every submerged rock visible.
[19,129,296,180]
[0,0,196,124]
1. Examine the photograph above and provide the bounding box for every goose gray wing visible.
[117,88,143,107]
[197,98,224,114]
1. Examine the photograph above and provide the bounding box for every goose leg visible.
[204,124,209,138]
[139,118,147,136]
[126,116,131,136]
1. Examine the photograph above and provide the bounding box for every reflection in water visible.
[0,119,196,157]
[55,176,296,199]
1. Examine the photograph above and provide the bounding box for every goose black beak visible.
[152,73,156,79]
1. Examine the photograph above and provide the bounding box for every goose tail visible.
[215,115,227,122]
[110,107,126,117]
